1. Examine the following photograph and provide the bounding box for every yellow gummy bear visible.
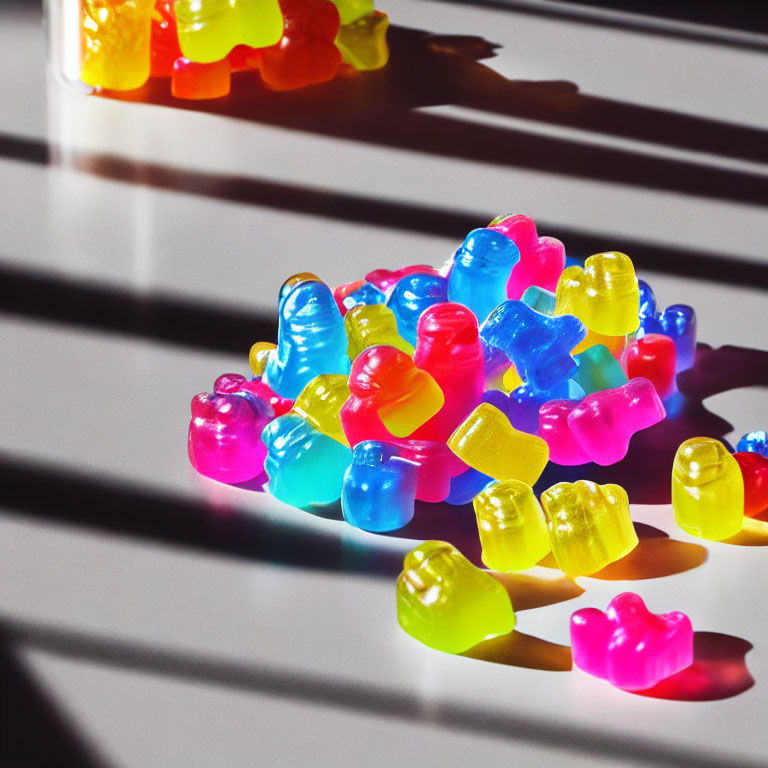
[448,403,549,486]
[291,374,350,446]
[474,480,551,572]
[344,304,413,361]
[174,0,284,63]
[249,342,277,376]
[555,252,640,337]
[330,0,373,25]
[396,540,516,654]
[81,0,154,90]
[540,480,638,577]
[672,437,744,541]
[501,363,523,393]
[335,11,390,71]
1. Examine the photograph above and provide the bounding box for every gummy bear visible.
[333,280,385,316]
[448,403,549,486]
[150,0,182,77]
[335,10,389,71]
[410,303,484,442]
[81,0,154,91]
[291,374,350,445]
[341,441,418,532]
[733,452,768,518]
[259,0,342,91]
[261,413,352,507]
[172,57,231,99]
[555,252,639,336]
[520,285,556,316]
[448,229,520,324]
[572,344,627,395]
[571,593,693,690]
[396,541,516,654]
[263,275,350,399]
[340,346,445,445]
[473,480,551,571]
[344,304,413,361]
[538,400,591,466]
[366,265,440,295]
[637,280,697,373]
[480,300,586,392]
[174,0,283,63]
[567,377,665,466]
[387,272,448,347]
[541,480,638,577]
[329,0,372,24]
[623,333,677,400]
[673,438,744,540]
[188,388,274,483]
[737,430,768,457]
[488,214,565,300]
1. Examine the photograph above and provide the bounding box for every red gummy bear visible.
[733,452,768,518]
[259,0,342,91]
[624,333,678,401]
[150,0,182,78]
[410,302,484,442]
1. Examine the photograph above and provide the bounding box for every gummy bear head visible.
[454,228,520,272]
[278,278,345,344]
[417,302,479,348]
[348,345,426,402]
[673,437,733,488]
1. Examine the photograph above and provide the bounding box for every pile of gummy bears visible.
[78,0,388,97]
[188,213,768,693]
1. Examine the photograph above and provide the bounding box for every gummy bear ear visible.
[214,373,247,395]
[190,392,216,419]
[214,395,243,424]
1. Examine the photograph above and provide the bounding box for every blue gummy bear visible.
[736,431,768,457]
[341,441,419,532]
[447,228,520,323]
[520,285,556,316]
[265,279,351,399]
[261,414,352,507]
[445,466,494,505]
[387,273,448,346]
[507,380,584,435]
[342,282,386,312]
[480,300,586,392]
[636,280,696,373]
[573,344,628,395]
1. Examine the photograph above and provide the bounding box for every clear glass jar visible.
[45,0,390,99]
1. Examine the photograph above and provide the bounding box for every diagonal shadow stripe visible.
[425,0,768,53]
[1,615,762,768]
[0,453,405,578]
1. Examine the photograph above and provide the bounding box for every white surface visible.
[0,2,767,767]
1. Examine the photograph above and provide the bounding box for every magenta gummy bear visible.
[539,399,591,465]
[567,377,665,465]
[571,592,693,691]
[188,386,274,483]
[489,214,565,300]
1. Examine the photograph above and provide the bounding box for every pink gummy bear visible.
[410,302,484,442]
[188,387,274,483]
[539,399,591,465]
[571,592,694,690]
[213,373,293,417]
[489,214,565,300]
[365,265,439,295]
[395,439,467,503]
[567,377,665,465]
